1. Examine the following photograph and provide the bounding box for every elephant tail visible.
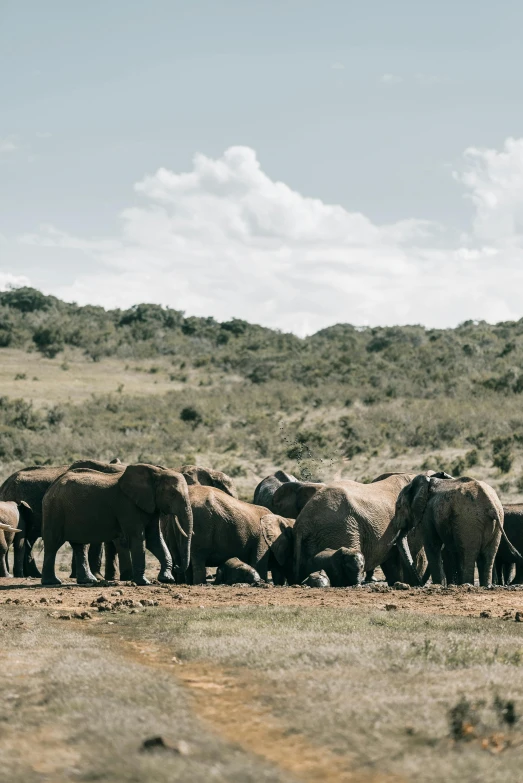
[492,513,523,564]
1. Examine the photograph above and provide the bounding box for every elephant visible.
[306,547,365,587]
[292,473,434,586]
[390,474,519,587]
[271,481,326,519]
[302,570,330,588]
[492,504,523,585]
[0,458,124,577]
[253,471,298,508]
[214,558,262,585]
[41,464,193,586]
[163,486,294,585]
[179,465,238,498]
[0,502,25,577]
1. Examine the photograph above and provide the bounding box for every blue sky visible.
[2,1,523,333]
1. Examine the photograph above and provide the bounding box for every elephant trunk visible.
[396,533,422,587]
[172,490,193,573]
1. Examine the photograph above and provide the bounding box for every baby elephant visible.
[307,547,365,587]
[302,569,331,588]
[214,558,262,586]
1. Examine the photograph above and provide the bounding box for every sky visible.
[2,0,523,334]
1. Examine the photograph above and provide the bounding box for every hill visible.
[1,287,523,500]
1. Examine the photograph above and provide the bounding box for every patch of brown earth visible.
[2,579,523,619]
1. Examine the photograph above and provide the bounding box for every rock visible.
[39,597,49,604]
[393,582,410,591]
[140,736,190,755]
[515,612,523,623]
[73,611,92,620]
[385,604,398,611]
[479,610,492,618]
[58,613,72,620]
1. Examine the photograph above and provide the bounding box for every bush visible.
[492,437,513,474]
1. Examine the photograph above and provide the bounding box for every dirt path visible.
[108,634,402,783]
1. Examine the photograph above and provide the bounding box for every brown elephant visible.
[0,502,25,577]
[391,474,518,587]
[0,459,125,578]
[214,558,262,585]
[306,547,365,586]
[179,465,238,498]
[292,473,433,585]
[41,464,193,586]
[253,471,298,508]
[163,486,293,585]
[271,481,326,519]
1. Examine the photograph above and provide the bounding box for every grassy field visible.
[2,602,523,782]
[2,346,523,503]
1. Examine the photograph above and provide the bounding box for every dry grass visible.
[0,606,292,783]
[101,605,523,782]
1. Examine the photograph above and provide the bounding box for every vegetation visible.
[5,603,523,782]
[3,287,523,498]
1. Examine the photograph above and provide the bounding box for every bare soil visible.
[2,578,523,619]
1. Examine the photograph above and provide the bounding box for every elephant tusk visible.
[173,514,188,539]
[0,523,21,532]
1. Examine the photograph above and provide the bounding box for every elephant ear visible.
[119,464,157,514]
[261,515,293,566]
[297,484,322,513]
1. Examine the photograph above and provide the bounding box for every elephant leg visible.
[424,539,445,585]
[442,547,459,585]
[190,555,207,585]
[103,540,118,580]
[0,543,10,578]
[477,548,496,588]
[504,563,516,585]
[128,533,149,585]
[491,560,500,585]
[41,542,62,586]
[365,570,377,583]
[145,523,174,583]
[114,539,133,581]
[71,543,98,584]
[12,530,25,578]
[70,552,76,579]
[459,548,477,586]
[88,543,104,581]
[24,541,41,578]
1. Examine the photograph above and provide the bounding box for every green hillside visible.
[1,286,523,499]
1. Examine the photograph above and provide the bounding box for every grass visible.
[0,606,290,783]
[86,605,523,783]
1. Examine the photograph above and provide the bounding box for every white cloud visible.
[8,141,523,334]
[0,137,17,153]
[381,73,403,85]
[0,272,30,291]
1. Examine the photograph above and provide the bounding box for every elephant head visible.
[180,465,238,498]
[261,514,294,584]
[119,464,193,572]
[271,482,324,519]
[387,473,440,586]
[339,547,365,586]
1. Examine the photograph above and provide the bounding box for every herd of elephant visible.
[0,459,523,589]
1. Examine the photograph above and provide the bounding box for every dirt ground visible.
[2,578,523,619]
